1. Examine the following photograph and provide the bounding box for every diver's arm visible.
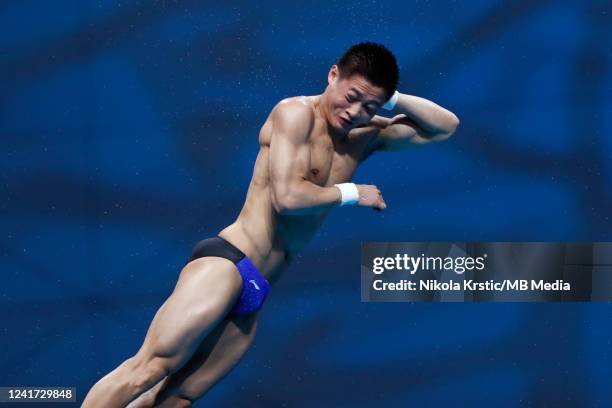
[391,93,459,137]
[372,93,460,151]
[268,100,342,215]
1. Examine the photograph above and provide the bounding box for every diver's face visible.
[327,65,387,133]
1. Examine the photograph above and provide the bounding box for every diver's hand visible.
[356,184,387,211]
[369,114,414,130]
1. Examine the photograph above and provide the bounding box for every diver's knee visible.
[128,357,171,395]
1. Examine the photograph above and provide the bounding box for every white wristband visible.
[382,90,399,110]
[334,183,360,206]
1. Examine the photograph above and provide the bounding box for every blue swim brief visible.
[186,236,271,316]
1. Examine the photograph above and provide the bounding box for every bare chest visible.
[306,137,359,186]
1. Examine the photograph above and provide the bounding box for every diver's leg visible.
[82,257,243,408]
[125,377,168,408]
[150,312,259,407]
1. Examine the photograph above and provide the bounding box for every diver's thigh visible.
[136,257,244,373]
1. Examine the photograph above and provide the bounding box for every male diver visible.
[82,42,459,407]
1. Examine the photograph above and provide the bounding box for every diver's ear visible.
[328,65,339,85]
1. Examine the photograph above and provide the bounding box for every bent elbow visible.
[273,192,309,216]
[271,177,311,215]
[445,114,460,136]
[450,114,460,133]
[273,200,289,215]
[271,188,295,215]
[271,191,285,214]
[436,115,460,141]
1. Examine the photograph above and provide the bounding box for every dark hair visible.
[336,42,399,100]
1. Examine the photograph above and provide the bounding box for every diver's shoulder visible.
[272,96,316,124]
[276,95,314,110]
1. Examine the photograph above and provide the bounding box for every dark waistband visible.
[187,235,246,265]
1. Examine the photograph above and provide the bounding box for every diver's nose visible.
[346,105,360,121]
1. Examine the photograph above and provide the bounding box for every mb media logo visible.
[361,242,612,302]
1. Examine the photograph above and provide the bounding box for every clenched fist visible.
[356,184,386,210]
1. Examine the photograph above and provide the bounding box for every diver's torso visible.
[219,95,379,283]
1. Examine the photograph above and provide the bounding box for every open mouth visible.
[340,117,352,126]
